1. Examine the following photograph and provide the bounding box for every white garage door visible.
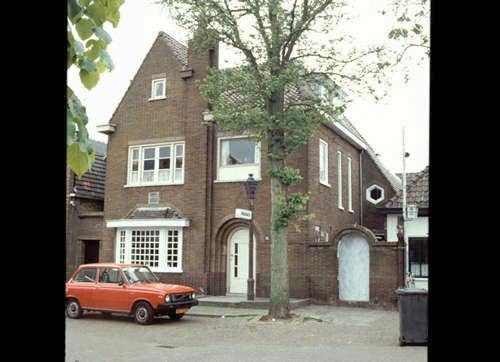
[338,233,370,302]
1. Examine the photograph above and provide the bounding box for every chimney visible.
[187,26,219,79]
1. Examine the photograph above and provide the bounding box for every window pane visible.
[132,149,139,160]
[175,169,182,182]
[132,160,138,171]
[159,146,170,158]
[142,171,154,182]
[74,268,97,283]
[175,144,184,157]
[159,158,170,170]
[221,139,255,166]
[176,157,183,169]
[144,159,155,170]
[144,148,155,159]
[159,169,171,182]
[154,80,164,97]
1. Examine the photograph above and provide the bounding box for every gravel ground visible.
[65,305,427,362]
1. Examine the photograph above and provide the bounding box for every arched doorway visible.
[338,233,370,301]
[227,228,256,294]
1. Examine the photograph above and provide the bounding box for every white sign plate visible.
[235,208,252,220]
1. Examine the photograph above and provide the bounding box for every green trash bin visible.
[396,288,428,346]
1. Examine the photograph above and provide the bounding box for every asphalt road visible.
[65,305,427,362]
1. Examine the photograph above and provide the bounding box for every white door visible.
[228,228,256,294]
[338,234,370,301]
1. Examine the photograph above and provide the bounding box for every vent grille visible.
[148,192,160,205]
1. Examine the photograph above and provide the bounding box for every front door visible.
[338,233,370,302]
[228,228,255,294]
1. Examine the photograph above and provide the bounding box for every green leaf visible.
[79,69,100,89]
[87,2,106,25]
[73,38,85,55]
[99,49,114,70]
[75,18,94,40]
[93,26,112,44]
[67,112,76,145]
[67,142,92,177]
[68,0,84,23]
[96,59,107,73]
[85,39,107,61]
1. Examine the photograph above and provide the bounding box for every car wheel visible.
[66,299,83,319]
[134,302,154,325]
[168,312,184,320]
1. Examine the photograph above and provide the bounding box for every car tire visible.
[66,299,83,319]
[168,312,184,320]
[134,302,154,325]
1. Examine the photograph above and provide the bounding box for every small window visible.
[151,78,166,99]
[319,139,328,185]
[409,237,428,277]
[148,192,160,205]
[217,136,260,182]
[347,157,353,212]
[98,268,124,284]
[366,184,385,205]
[74,268,97,283]
[337,151,343,209]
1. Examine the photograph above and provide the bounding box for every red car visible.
[65,263,198,325]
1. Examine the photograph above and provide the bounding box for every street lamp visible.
[244,173,259,301]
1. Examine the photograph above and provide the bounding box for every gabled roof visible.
[384,166,428,208]
[158,31,188,68]
[73,140,107,200]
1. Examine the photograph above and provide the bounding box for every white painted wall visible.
[386,214,399,242]
[406,216,428,237]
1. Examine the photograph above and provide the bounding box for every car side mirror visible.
[118,280,125,287]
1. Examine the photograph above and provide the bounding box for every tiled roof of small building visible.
[158,31,188,68]
[385,166,428,208]
[73,140,107,200]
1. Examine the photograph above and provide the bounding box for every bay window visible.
[127,142,184,186]
[115,228,183,273]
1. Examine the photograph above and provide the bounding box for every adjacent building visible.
[65,140,107,280]
[95,31,409,307]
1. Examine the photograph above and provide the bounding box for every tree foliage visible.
[67,0,124,176]
[160,0,428,318]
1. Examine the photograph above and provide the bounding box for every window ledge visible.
[214,178,262,183]
[124,183,184,188]
[148,96,167,101]
[320,181,331,188]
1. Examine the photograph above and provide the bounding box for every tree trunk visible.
[268,160,291,319]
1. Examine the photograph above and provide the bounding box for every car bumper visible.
[156,299,199,315]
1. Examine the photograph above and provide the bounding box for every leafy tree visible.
[161,0,428,318]
[67,0,125,176]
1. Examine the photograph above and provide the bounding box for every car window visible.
[98,268,124,284]
[74,268,97,283]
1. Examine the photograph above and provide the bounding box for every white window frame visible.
[337,151,344,210]
[150,78,166,100]
[366,184,385,205]
[126,142,185,187]
[347,157,353,213]
[319,139,330,186]
[216,135,261,182]
[115,227,183,273]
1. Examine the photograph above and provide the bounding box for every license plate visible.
[176,308,189,314]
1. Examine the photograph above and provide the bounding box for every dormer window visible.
[150,78,166,100]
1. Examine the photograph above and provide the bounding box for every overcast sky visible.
[68,0,429,175]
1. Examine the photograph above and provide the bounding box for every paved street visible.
[65,305,427,362]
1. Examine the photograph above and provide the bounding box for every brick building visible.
[66,140,107,280]
[96,31,404,307]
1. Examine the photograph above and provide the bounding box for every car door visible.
[95,267,129,312]
[69,267,98,308]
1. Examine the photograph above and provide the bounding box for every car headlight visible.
[191,292,196,299]
[165,294,170,303]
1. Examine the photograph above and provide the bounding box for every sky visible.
[67,0,429,175]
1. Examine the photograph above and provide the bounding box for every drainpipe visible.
[359,149,364,226]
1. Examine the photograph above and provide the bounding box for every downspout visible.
[359,149,364,226]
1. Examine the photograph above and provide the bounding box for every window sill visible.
[319,181,331,188]
[148,96,167,101]
[214,178,262,183]
[124,182,184,188]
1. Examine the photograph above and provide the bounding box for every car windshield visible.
[122,266,160,284]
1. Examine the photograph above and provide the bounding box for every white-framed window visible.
[217,136,260,182]
[337,151,343,209]
[150,78,166,100]
[127,142,184,186]
[319,139,329,186]
[347,157,353,212]
[366,184,385,205]
[115,228,183,273]
[148,192,160,205]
